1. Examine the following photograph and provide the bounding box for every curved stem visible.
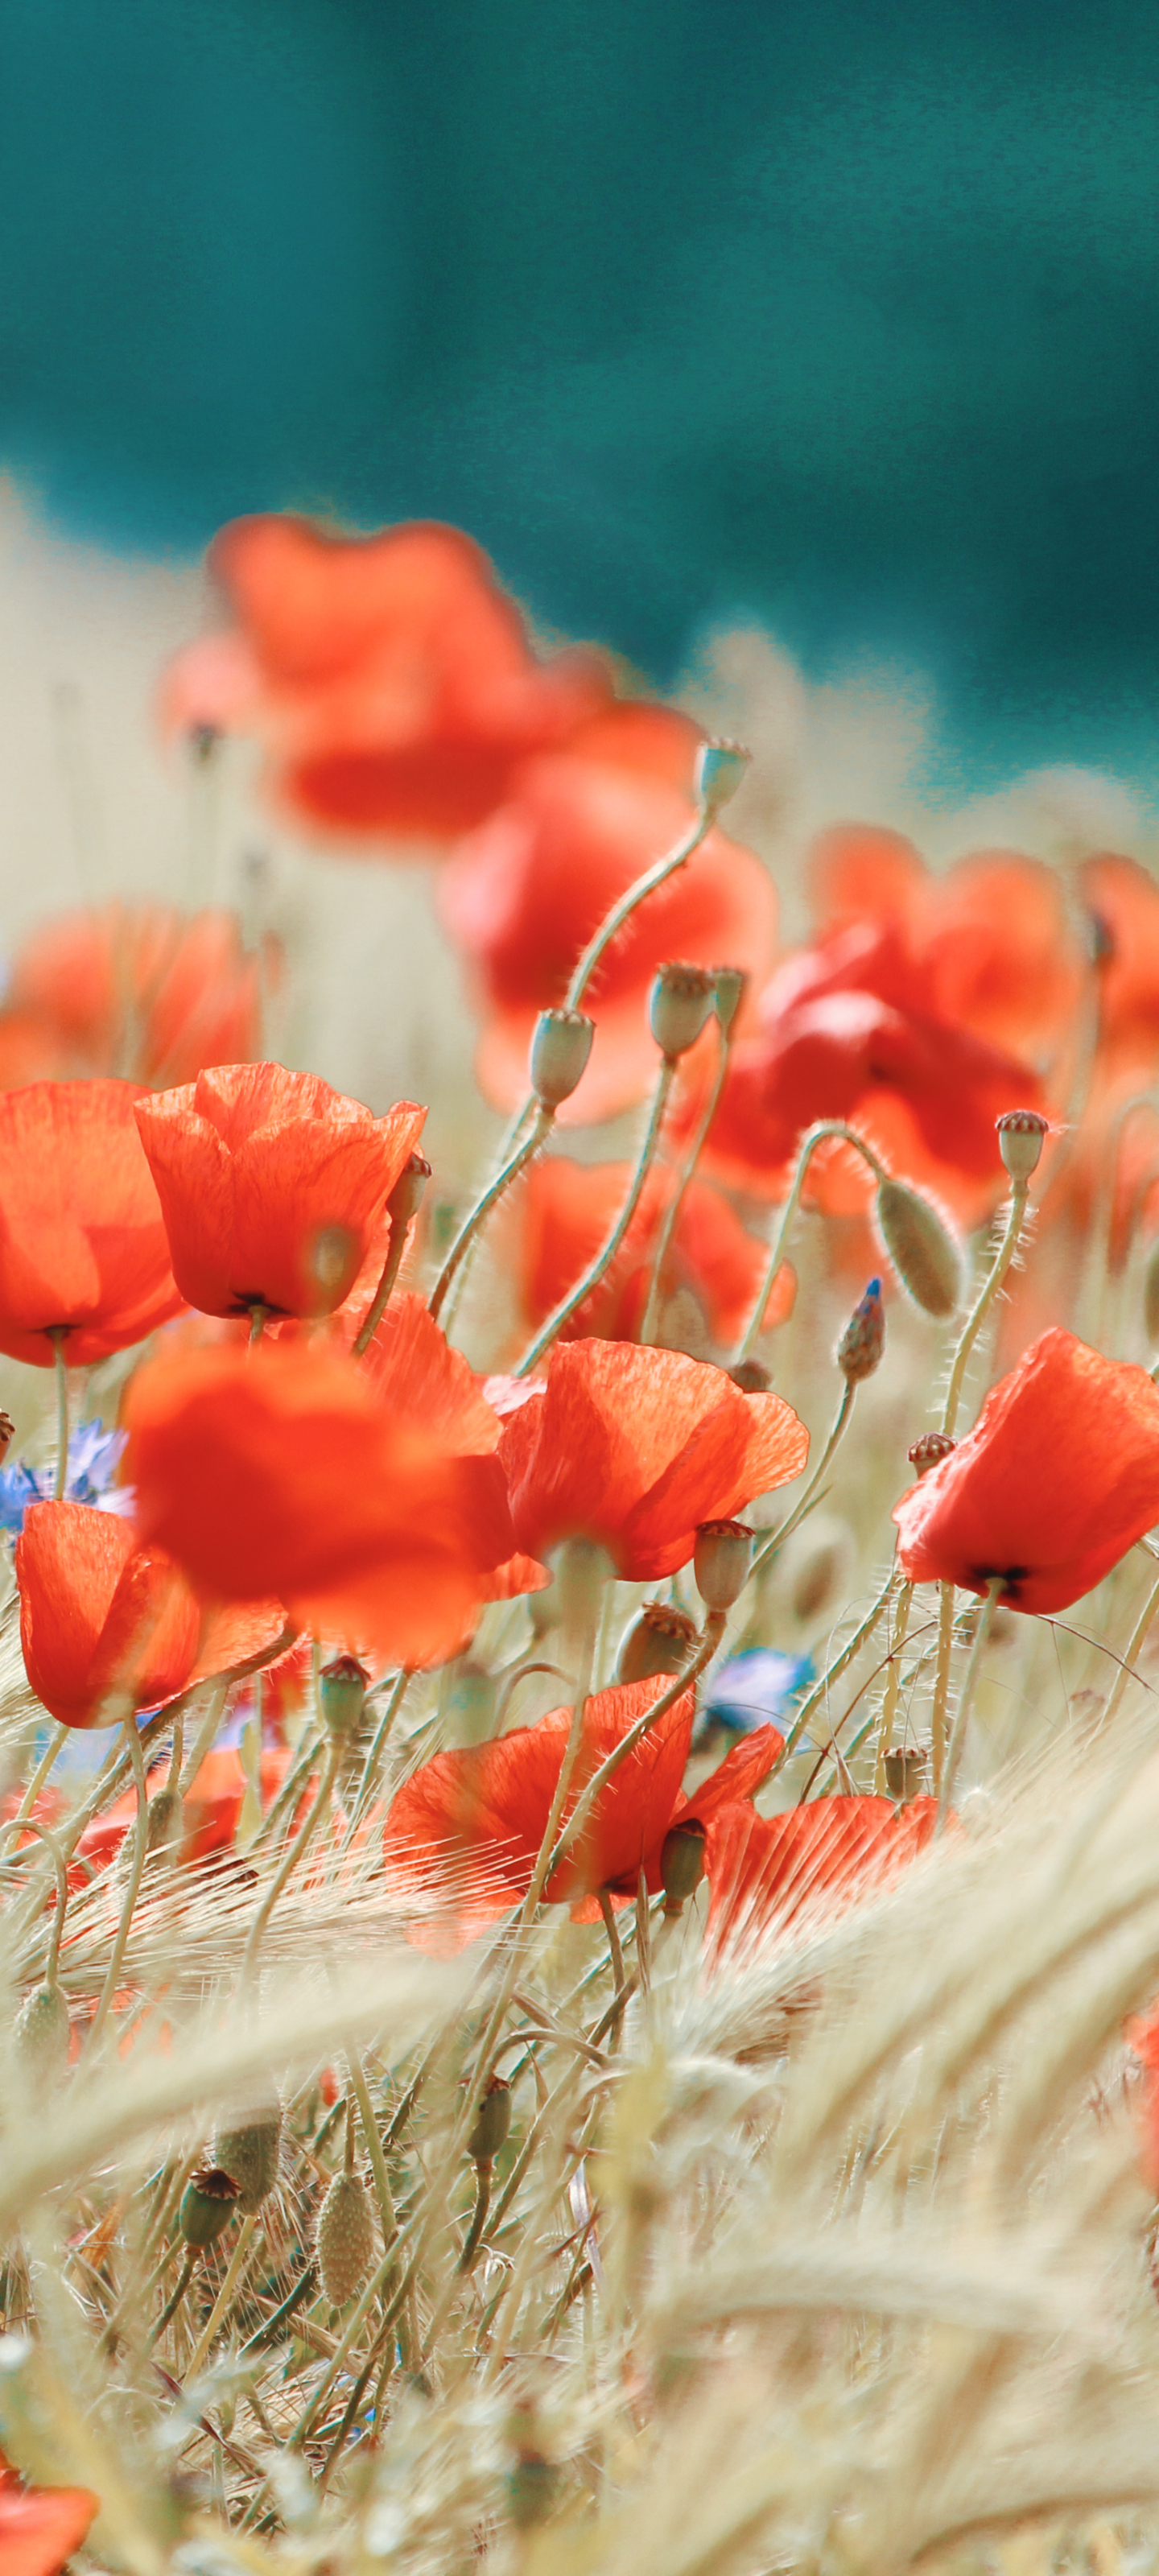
[182,2215,258,2384]
[88,1718,151,2048]
[241,1736,340,1989]
[638,1021,731,1347]
[938,1577,1002,1824]
[50,1332,69,1500]
[149,2247,196,2347]
[872,1579,913,1790]
[735,1121,889,1365]
[544,1612,724,1889]
[341,1668,414,1847]
[514,1060,675,1376]
[773,1562,898,1773]
[565,805,712,1012]
[352,1215,414,1358]
[940,1182,1029,1437]
[428,1106,553,1326]
[1099,1567,1159,1730]
[457,2162,493,2274]
[10,1726,68,1837]
[749,1379,855,1584]
[0,1817,70,1978]
[930,1582,956,1794]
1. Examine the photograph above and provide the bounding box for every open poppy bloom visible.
[2,902,273,1088]
[163,514,612,845]
[0,1080,186,1367]
[123,1337,524,1667]
[893,1327,1159,1612]
[0,2456,97,2576]
[439,754,777,1123]
[383,1674,782,1941]
[134,1063,426,1320]
[703,1791,939,1953]
[504,1153,794,1353]
[16,1501,287,1730]
[498,1340,808,1579]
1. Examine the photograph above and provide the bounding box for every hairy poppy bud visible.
[468,2073,512,2168]
[617,1600,698,1685]
[650,963,717,1060]
[907,1430,957,1476]
[728,1357,769,1393]
[837,1278,885,1383]
[212,2100,283,2213]
[695,737,750,816]
[179,2166,240,2250]
[711,965,748,1037]
[530,1008,596,1108]
[884,1746,926,1805]
[694,1517,754,1612]
[14,1979,69,2081]
[144,1785,185,1868]
[996,1108,1050,1183]
[875,1179,963,1317]
[0,1411,14,1462]
[387,1150,432,1228]
[660,1818,707,1914]
[316,2171,376,2309]
[320,1654,369,1738]
[1145,1240,1159,1347]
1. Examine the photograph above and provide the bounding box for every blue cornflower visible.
[0,1419,132,1534]
[694,1645,814,1750]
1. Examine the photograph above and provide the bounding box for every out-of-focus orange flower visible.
[893,1328,1159,1613]
[703,1791,939,1951]
[75,1740,320,1879]
[0,2455,98,2576]
[0,1080,185,1367]
[498,1340,807,1580]
[439,756,776,1124]
[359,1290,549,1600]
[16,1501,286,1731]
[134,1063,425,1321]
[124,1339,522,1668]
[1082,852,1159,1081]
[505,1154,793,1352]
[163,514,612,845]
[2,903,273,1088]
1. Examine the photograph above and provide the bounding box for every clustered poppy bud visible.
[320,1653,369,1738]
[179,2166,241,2250]
[907,1430,957,1476]
[875,1177,963,1317]
[711,964,748,1037]
[884,1746,926,1805]
[617,1600,698,1685]
[315,2170,376,2309]
[996,1108,1050,1183]
[728,1357,770,1393]
[529,1008,596,1108]
[837,1278,885,1384]
[694,1517,754,1612]
[650,963,717,1060]
[660,1818,707,1915]
[212,2099,283,2213]
[468,2072,512,2168]
[387,1150,432,1228]
[695,737,750,817]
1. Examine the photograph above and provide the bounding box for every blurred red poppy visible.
[893,1327,1159,1612]
[163,514,611,844]
[74,1740,322,1879]
[0,1080,185,1367]
[498,1340,808,1579]
[1082,852,1159,1081]
[124,1339,521,1667]
[439,755,776,1123]
[2,903,273,1088]
[359,1290,549,1601]
[134,1063,425,1320]
[0,2458,97,2576]
[703,1791,939,1951]
[505,1153,793,1351]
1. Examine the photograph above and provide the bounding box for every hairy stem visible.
[428,1106,553,1326]
[514,1060,675,1375]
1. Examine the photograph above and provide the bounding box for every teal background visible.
[2,0,1159,790]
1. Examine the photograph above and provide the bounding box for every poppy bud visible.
[505,2452,559,2532]
[660,1818,707,1914]
[387,1150,432,1228]
[1145,1240,1159,1347]
[530,1008,596,1108]
[144,1785,185,1867]
[650,963,717,1060]
[308,1224,361,1306]
[837,1278,885,1383]
[694,1517,754,1612]
[996,1108,1050,1183]
[711,965,748,1037]
[728,1357,769,1393]
[875,1179,963,1318]
[0,1411,14,1462]
[315,2171,376,2309]
[468,2072,511,2168]
[617,1600,698,1685]
[179,2166,241,2250]
[695,737,750,816]
[14,1979,69,2081]
[907,1430,957,1476]
[884,1746,926,1805]
[212,2100,283,2213]
[320,1654,369,1738]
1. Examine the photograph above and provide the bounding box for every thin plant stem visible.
[938,1579,1004,1825]
[873,1579,913,1790]
[1099,1567,1159,1730]
[0,1818,70,1978]
[940,1182,1030,1437]
[774,1563,898,1773]
[735,1121,888,1365]
[428,1105,553,1326]
[352,1214,414,1357]
[564,800,713,1013]
[252,1727,324,1855]
[638,1019,731,1346]
[749,1379,856,1584]
[542,1612,724,1889]
[343,1669,414,1843]
[148,2248,196,2348]
[247,1304,267,1347]
[182,2215,258,2384]
[88,1719,151,2049]
[50,1331,69,1500]
[346,2054,402,2285]
[457,2163,493,2274]
[514,1060,675,1376]
[241,1736,340,1988]
[10,1726,68,1836]
[930,1583,956,1794]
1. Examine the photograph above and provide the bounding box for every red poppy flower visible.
[498,1340,808,1579]
[74,1741,321,1879]
[16,1501,286,1731]
[0,2460,97,2576]
[163,514,611,845]
[134,1063,426,1320]
[505,1153,793,1352]
[703,1792,939,1951]
[359,1290,548,1600]
[1081,852,1159,1081]
[3,903,274,1088]
[438,755,777,1123]
[0,1080,185,1367]
[893,1327,1159,1612]
[383,1676,782,1941]
[123,1338,522,1667]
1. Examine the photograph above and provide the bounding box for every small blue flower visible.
[695,1646,814,1749]
[0,1420,131,1534]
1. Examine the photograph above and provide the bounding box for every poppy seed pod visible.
[179,2166,241,2250]
[617,1600,698,1686]
[875,1179,963,1318]
[387,1150,432,1228]
[907,1430,957,1476]
[996,1107,1050,1182]
[14,1980,69,2080]
[695,738,750,817]
[530,1008,596,1108]
[320,1654,369,1738]
[884,1746,927,1805]
[650,963,717,1061]
[212,2101,283,2213]
[1145,1239,1159,1347]
[660,1818,707,1913]
[711,965,748,1038]
[316,2171,376,2309]
[837,1278,885,1384]
[694,1517,754,1612]
[468,2072,512,2167]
